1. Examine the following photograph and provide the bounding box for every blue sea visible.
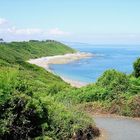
[50,44,140,83]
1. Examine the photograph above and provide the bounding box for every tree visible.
[133,58,140,78]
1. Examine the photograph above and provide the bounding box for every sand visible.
[28,52,93,87]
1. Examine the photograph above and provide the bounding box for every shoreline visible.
[60,76,87,88]
[28,52,93,88]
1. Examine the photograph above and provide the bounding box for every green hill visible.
[0,40,75,66]
[0,40,99,140]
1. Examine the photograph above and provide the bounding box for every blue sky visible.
[0,0,140,44]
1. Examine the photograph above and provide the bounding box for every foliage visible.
[128,95,140,117]
[96,69,129,93]
[0,67,98,139]
[0,41,99,139]
[0,94,49,140]
[2,39,140,139]
[55,68,140,118]
[96,69,130,100]
[0,41,75,65]
[55,70,130,104]
[55,85,108,104]
[133,57,140,78]
[0,68,48,139]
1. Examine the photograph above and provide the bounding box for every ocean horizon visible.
[50,43,140,83]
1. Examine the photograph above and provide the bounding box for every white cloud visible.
[48,28,70,36]
[0,18,71,41]
[6,27,43,35]
[6,27,70,36]
[0,26,70,37]
[0,18,8,26]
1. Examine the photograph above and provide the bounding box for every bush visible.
[133,58,140,78]
[0,67,100,139]
[0,94,49,140]
[128,95,140,117]
[128,77,140,95]
[39,95,100,139]
[0,68,49,139]
[96,69,130,99]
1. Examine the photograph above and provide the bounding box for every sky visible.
[0,0,140,44]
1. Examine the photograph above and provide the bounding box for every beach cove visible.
[49,44,140,83]
[28,52,93,87]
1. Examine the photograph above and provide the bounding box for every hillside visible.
[1,40,140,140]
[0,40,100,140]
[0,40,75,66]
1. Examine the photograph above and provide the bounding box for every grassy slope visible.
[0,41,75,66]
[0,40,76,95]
[0,40,76,93]
[0,41,99,140]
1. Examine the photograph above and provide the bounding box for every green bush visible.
[39,95,99,139]
[55,85,108,104]
[0,68,49,139]
[96,69,129,92]
[0,67,99,139]
[128,77,140,95]
[0,94,49,140]
[133,58,140,78]
[96,69,130,99]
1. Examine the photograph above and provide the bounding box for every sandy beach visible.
[28,52,93,87]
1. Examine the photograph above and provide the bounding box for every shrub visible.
[0,68,49,139]
[0,67,100,139]
[0,94,49,140]
[39,96,100,139]
[133,58,140,78]
[96,69,130,99]
[128,95,140,117]
[128,77,140,95]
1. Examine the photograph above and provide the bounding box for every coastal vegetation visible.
[0,40,75,66]
[0,40,140,139]
[0,41,100,140]
[55,59,140,117]
[133,57,140,78]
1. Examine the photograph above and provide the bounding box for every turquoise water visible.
[50,44,140,83]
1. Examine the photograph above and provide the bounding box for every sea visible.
[49,43,140,84]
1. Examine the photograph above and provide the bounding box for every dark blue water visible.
[50,44,140,83]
